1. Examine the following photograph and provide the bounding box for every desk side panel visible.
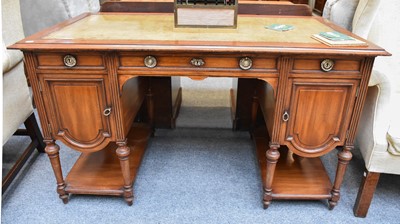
[258,80,276,136]
[120,77,148,136]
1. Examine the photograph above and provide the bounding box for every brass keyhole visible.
[103,107,112,117]
[190,58,205,67]
[282,111,290,122]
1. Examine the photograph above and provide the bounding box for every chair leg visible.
[24,113,45,153]
[353,169,380,217]
[2,113,45,193]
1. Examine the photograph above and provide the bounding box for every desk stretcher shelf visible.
[252,128,332,201]
[65,123,151,198]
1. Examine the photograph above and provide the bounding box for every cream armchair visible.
[323,0,400,218]
[2,0,45,193]
[2,0,100,193]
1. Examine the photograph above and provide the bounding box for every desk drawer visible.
[36,53,106,70]
[118,53,278,73]
[292,58,362,74]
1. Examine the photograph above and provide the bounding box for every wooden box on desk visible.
[174,0,238,28]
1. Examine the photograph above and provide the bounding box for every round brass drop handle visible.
[239,57,252,70]
[321,59,334,72]
[63,55,77,67]
[144,56,157,68]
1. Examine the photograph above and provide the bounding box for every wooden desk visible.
[11,13,389,208]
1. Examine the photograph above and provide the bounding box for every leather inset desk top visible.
[45,14,331,44]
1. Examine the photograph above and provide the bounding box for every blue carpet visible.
[2,108,400,223]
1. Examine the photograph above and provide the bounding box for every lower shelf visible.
[253,128,332,200]
[65,123,151,196]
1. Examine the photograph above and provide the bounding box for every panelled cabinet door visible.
[40,75,113,152]
[281,78,359,157]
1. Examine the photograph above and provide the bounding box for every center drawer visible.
[118,53,278,74]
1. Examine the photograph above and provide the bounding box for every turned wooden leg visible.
[45,141,68,204]
[116,141,134,206]
[353,170,380,217]
[328,145,353,210]
[263,143,280,209]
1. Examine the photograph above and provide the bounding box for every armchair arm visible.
[2,61,34,143]
[2,41,23,74]
[356,69,394,171]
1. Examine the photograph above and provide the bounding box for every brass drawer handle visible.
[239,57,252,70]
[144,56,157,68]
[321,59,334,72]
[190,58,205,67]
[63,55,77,67]
[282,111,289,122]
[103,107,112,117]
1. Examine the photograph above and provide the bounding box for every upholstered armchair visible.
[323,0,400,217]
[2,0,45,193]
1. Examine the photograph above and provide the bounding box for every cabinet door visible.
[40,75,113,152]
[281,78,358,157]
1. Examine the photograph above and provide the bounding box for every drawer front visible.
[118,53,278,74]
[36,53,106,70]
[291,58,362,74]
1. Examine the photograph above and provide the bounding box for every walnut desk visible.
[10,13,389,208]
